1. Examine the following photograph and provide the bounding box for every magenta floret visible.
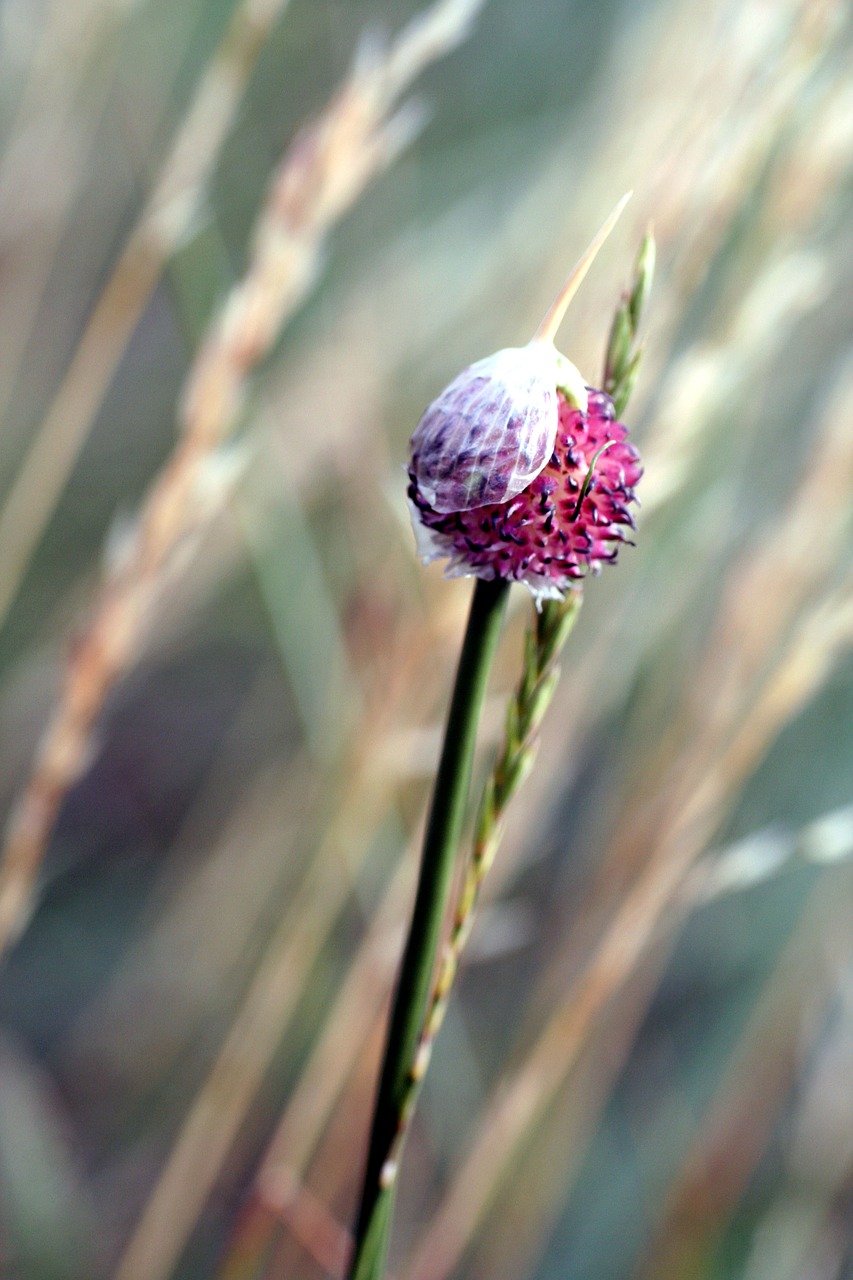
[408,389,642,602]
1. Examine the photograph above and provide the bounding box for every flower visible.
[408,385,641,602]
[406,195,644,603]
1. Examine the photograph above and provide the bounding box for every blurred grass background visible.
[1,0,853,1277]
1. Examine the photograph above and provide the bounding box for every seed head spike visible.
[533,192,632,345]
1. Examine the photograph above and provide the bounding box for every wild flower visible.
[408,384,642,600]
[406,195,642,602]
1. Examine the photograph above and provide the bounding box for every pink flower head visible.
[408,385,641,602]
[406,196,643,603]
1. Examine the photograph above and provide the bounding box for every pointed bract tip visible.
[533,192,633,345]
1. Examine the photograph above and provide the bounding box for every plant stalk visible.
[347,575,510,1280]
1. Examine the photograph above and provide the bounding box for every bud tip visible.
[533,192,633,345]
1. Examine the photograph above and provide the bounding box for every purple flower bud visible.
[409,344,567,513]
[407,195,643,602]
[408,387,642,603]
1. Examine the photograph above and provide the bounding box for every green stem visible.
[347,576,510,1280]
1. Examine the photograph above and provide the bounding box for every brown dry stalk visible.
[0,0,296,629]
[645,0,840,336]
[0,0,485,960]
[684,358,853,747]
[109,764,394,1280]
[0,1,123,429]
[467,802,853,1278]
[257,856,411,1180]
[254,1170,353,1279]
[463,859,849,1280]
[636,876,851,1280]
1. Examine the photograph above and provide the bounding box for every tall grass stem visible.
[347,576,510,1280]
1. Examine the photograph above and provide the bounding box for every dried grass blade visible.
[0,0,483,961]
[0,0,296,631]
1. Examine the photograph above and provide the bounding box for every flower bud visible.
[409,343,586,514]
[409,388,642,602]
[406,196,643,602]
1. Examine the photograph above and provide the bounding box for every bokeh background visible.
[1,0,853,1277]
